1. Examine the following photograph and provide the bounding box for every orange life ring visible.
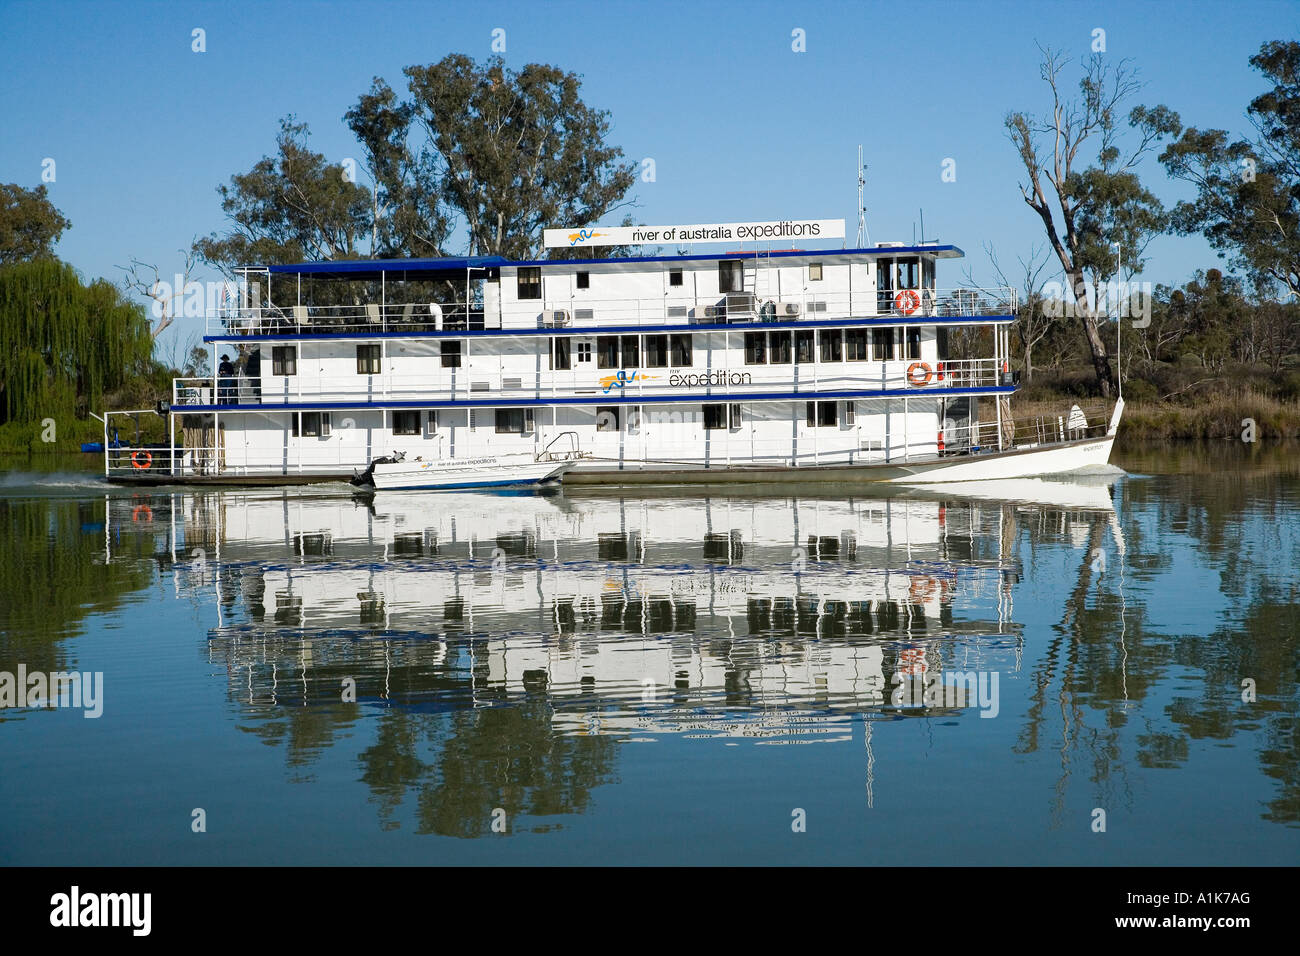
[895,289,921,316]
[131,450,152,470]
[132,504,152,523]
[906,362,933,386]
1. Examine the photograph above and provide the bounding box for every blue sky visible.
[1,0,1293,349]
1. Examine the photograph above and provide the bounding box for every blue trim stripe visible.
[204,312,1013,344]
[179,385,1016,413]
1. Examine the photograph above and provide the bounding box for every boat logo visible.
[567,228,606,246]
[599,369,657,393]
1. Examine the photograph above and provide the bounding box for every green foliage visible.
[0,259,154,426]
[1160,41,1300,298]
[196,55,637,274]
[0,183,71,264]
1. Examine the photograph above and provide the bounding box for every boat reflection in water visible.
[107,476,1121,832]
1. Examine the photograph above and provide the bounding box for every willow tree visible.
[0,259,154,425]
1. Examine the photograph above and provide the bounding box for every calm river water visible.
[0,444,1296,865]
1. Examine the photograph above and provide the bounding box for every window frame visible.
[575,270,590,290]
[596,405,621,432]
[391,410,421,436]
[644,334,669,369]
[818,329,843,363]
[271,345,297,376]
[670,333,693,367]
[703,403,727,430]
[440,339,462,369]
[517,266,542,300]
[356,343,382,375]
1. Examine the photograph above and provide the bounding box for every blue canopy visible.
[263,255,509,279]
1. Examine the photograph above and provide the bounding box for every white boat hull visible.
[366,453,573,491]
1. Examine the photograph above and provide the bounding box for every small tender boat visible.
[351,450,577,491]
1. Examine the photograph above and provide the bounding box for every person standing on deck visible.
[217,354,236,405]
[245,348,262,403]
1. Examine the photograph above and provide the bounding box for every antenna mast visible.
[857,145,870,248]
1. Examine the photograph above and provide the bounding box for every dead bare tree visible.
[117,246,201,340]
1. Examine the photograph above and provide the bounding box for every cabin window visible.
[729,403,743,429]
[795,330,815,364]
[669,269,683,287]
[808,263,823,281]
[703,404,727,430]
[718,260,743,294]
[898,258,919,290]
[292,411,330,438]
[426,410,438,434]
[876,258,894,313]
[495,408,534,435]
[272,345,297,376]
[356,344,382,374]
[440,340,462,368]
[671,333,693,367]
[936,326,950,361]
[644,334,668,368]
[744,332,767,365]
[596,336,620,369]
[768,330,792,364]
[392,410,420,435]
[806,401,838,428]
[872,328,895,361]
[620,335,640,367]
[922,258,935,289]
[906,327,921,360]
[819,329,843,362]
[844,401,855,425]
[845,329,869,361]
[576,271,590,290]
[576,341,593,363]
[517,267,542,300]
[550,337,572,370]
[596,406,620,432]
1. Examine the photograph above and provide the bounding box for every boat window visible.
[795,330,815,364]
[356,344,382,375]
[718,260,743,294]
[392,410,420,435]
[670,333,693,367]
[644,334,669,368]
[550,337,572,370]
[272,345,297,376]
[494,408,532,434]
[768,331,792,364]
[620,335,640,367]
[808,263,823,281]
[669,269,683,287]
[844,401,855,425]
[596,336,620,369]
[805,401,838,428]
[596,406,621,431]
[922,258,935,289]
[744,332,767,365]
[844,329,869,361]
[906,327,921,360]
[440,340,462,368]
[426,410,438,433]
[936,326,950,361]
[872,327,895,361]
[291,411,330,438]
[576,341,593,363]
[576,271,590,290]
[876,258,894,313]
[729,403,743,429]
[517,267,542,300]
[819,329,843,362]
[898,258,919,289]
[703,404,727,430]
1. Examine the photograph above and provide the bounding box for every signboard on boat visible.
[544,219,846,249]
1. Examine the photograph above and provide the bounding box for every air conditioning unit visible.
[697,304,722,320]
[542,309,571,326]
[778,301,801,317]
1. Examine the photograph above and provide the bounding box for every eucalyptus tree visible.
[1159,40,1300,300]
[0,183,70,264]
[1005,46,1179,397]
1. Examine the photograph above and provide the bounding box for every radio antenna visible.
[857,146,870,248]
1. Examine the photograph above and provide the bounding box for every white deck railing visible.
[173,358,1008,407]
[205,287,1017,337]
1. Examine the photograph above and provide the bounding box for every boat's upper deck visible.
[208,245,1017,341]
